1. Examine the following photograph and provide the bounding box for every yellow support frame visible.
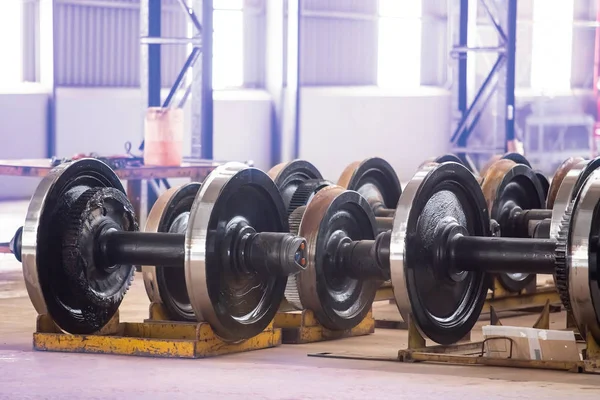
[274,309,375,344]
[394,303,597,373]
[482,280,561,313]
[33,304,282,358]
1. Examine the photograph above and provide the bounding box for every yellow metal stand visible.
[33,304,282,358]
[274,309,375,344]
[482,279,562,313]
[374,282,394,302]
[393,302,599,373]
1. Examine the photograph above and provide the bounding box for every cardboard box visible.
[482,325,580,362]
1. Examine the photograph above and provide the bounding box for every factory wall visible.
[300,87,451,182]
[0,86,451,199]
[0,92,47,200]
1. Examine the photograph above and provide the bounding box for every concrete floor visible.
[1,200,600,399]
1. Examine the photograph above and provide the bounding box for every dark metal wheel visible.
[143,183,201,321]
[535,171,550,202]
[480,159,544,293]
[550,157,600,239]
[22,158,136,334]
[289,186,379,330]
[501,152,531,168]
[185,163,289,342]
[337,157,401,214]
[390,162,490,345]
[267,160,323,212]
[546,157,585,209]
[556,169,600,343]
[434,154,476,173]
[480,153,530,178]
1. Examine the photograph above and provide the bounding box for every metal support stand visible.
[395,303,598,373]
[273,309,375,344]
[33,304,281,358]
[483,278,562,313]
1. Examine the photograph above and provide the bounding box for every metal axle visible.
[97,230,185,268]
[335,231,391,281]
[6,225,307,278]
[502,207,552,238]
[447,234,556,275]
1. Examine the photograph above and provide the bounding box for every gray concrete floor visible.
[1,200,600,399]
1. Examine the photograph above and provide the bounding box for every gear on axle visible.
[554,200,574,313]
[284,206,307,310]
[62,187,137,310]
[287,180,330,216]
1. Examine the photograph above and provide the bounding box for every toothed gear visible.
[287,180,330,216]
[284,206,307,309]
[555,200,573,313]
[62,187,137,309]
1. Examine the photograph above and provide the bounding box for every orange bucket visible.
[144,107,184,166]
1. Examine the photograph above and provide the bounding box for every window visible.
[212,0,244,89]
[377,0,422,89]
[0,0,23,87]
[530,0,574,92]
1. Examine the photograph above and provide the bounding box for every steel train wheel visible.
[143,182,201,321]
[480,153,531,178]
[185,163,290,342]
[286,186,379,330]
[480,159,545,293]
[556,169,600,344]
[267,160,323,214]
[22,158,136,334]
[546,157,585,210]
[390,162,490,345]
[337,157,401,214]
[550,157,600,240]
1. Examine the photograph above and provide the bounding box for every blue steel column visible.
[457,0,469,149]
[190,0,212,160]
[39,0,56,157]
[148,0,161,108]
[201,0,213,159]
[292,0,301,159]
[505,0,517,148]
[146,0,162,218]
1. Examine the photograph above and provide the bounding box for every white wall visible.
[299,86,452,182]
[0,91,48,200]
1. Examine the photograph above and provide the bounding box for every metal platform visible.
[274,309,375,344]
[33,305,282,359]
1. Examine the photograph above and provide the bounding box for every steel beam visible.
[505,0,517,145]
[191,0,213,160]
[39,0,56,157]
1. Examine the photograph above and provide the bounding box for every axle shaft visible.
[502,207,552,238]
[337,231,391,281]
[98,230,185,268]
[449,235,556,275]
[375,216,394,234]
